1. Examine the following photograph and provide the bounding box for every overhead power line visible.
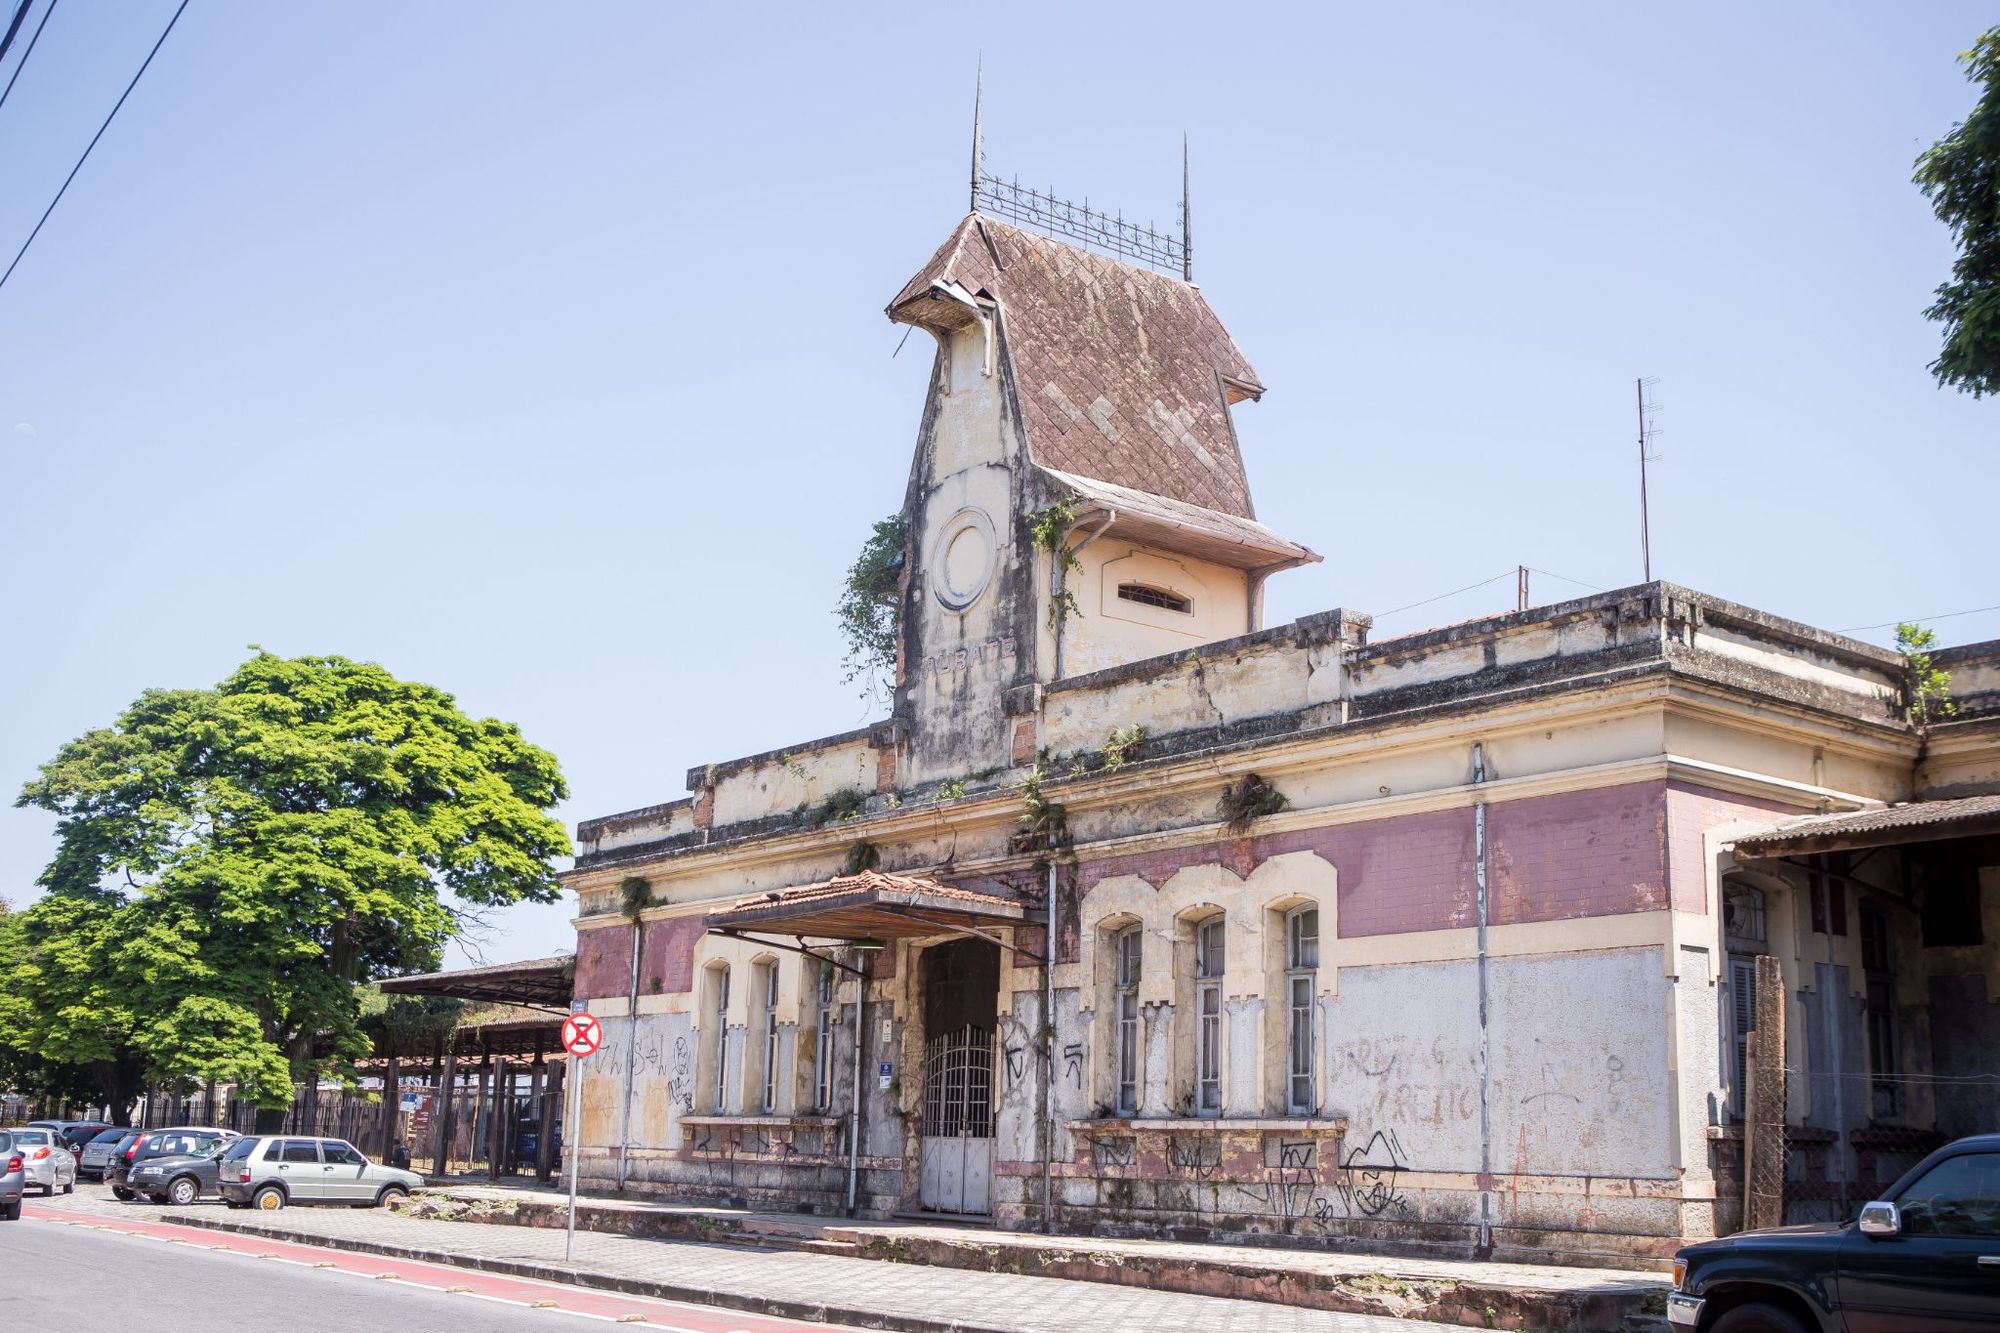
[0,0,34,68]
[1372,570,1517,623]
[1841,603,2000,634]
[0,0,189,295]
[0,0,59,114]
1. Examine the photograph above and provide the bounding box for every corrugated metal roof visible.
[1730,793,2000,858]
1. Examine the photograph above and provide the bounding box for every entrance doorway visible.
[918,937,998,1215]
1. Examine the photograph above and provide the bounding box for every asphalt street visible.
[0,1208,868,1333]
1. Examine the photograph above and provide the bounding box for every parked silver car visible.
[77,1128,129,1181]
[216,1136,423,1211]
[1,1130,24,1220]
[3,1127,77,1196]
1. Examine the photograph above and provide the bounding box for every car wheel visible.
[1,1200,20,1222]
[252,1185,285,1212]
[1712,1303,1811,1333]
[373,1185,409,1209]
[61,1179,73,1195]
[166,1177,198,1206]
[111,1187,134,1201]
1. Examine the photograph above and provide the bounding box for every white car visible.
[4,1127,77,1196]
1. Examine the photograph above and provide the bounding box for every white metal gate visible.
[919,1023,994,1214]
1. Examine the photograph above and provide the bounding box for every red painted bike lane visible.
[22,1203,865,1332]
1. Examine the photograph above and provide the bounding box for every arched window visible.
[1113,925,1142,1115]
[1193,916,1224,1115]
[1284,906,1318,1115]
[1117,583,1192,615]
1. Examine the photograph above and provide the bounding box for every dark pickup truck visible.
[1670,1133,2000,1331]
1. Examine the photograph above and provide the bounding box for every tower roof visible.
[889,214,1268,521]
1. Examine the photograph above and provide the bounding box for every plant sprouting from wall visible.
[810,787,868,828]
[1029,498,1084,631]
[836,515,908,697]
[1220,773,1288,835]
[1102,724,1147,771]
[619,876,654,922]
[1012,763,1074,858]
[1897,622,1957,728]
[934,779,967,801]
[841,841,881,876]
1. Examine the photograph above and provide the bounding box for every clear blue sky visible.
[2,2,1993,966]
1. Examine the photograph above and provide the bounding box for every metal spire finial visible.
[970,59,984,214]
[1181,134,1192,281]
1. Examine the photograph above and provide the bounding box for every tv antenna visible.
[1636,378,1663,582]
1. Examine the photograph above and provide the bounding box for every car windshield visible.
[221,1138,259,1162]
[88,1129,125,1147]
[0,1132,12,1155]
[10,1129,52,1146]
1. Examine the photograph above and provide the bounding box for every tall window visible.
[1722,880,1768,1122]
[710,964,731,1113]
[814,962,836,1113]
[1194,917,1224,1115]
[1285,906,1318,1115]
[1113,925,1142,1115]
[759,961,781,1115]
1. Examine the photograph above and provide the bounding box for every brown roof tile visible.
[889,214,1266,520]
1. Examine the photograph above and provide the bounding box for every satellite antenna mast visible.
[1181,135,1193,282]
[1636,377,1661,582]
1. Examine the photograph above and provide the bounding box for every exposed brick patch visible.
[874,744,898,793]
[692,787,714,830]
[1011,719,1037,766]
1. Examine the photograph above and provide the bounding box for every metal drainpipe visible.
[1052,512,1116,679]
[846,956,867,1216]
[1473,742,1493,1259]
[617,922,640,1191]
[1043,859,1057,1234]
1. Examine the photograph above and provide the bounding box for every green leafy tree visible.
[13,651,570,1111]
[1915,28,2000,397]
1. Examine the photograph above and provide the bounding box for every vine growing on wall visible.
[1029,498,1083,630]
[836,514,907,696]
[1897,621,1957,728]
[841,841,881,876]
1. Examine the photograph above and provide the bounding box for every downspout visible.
[1473,742,1493,1259]
[1043,859,1057,1234]
[846,955,868,1216]
[1052,511,1115,679]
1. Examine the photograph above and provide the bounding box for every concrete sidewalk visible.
[32,1188,1483,1333]
[403,1179,1669,1331]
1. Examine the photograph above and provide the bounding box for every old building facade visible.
[560,207,2000,1267]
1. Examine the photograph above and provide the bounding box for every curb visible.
[162,1212,1016,1333]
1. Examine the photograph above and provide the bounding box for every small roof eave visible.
[707,871,1040,942]
[377,955,574,1008]
[1729,793,2000,860]
[1042,467,1319,572]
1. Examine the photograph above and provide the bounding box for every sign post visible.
[560,1003,602,1264]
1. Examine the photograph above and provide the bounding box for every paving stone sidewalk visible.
[32,1189,1471,1333]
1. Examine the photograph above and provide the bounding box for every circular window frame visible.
[932,507,997,612]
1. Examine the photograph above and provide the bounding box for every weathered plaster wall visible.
[1061,541,1248,676]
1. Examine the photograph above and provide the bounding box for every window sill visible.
[677,1115,845,1128]
[1074,1116,1348,1133]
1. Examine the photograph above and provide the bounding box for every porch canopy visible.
[377,955,573,1012]
[706,869,1042,954]
[1730,793,2000,860]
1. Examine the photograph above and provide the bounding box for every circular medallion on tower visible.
[933,507,997,611]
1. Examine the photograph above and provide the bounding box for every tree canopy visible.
[1915,27,2000,398]
[5,651,569,1109]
